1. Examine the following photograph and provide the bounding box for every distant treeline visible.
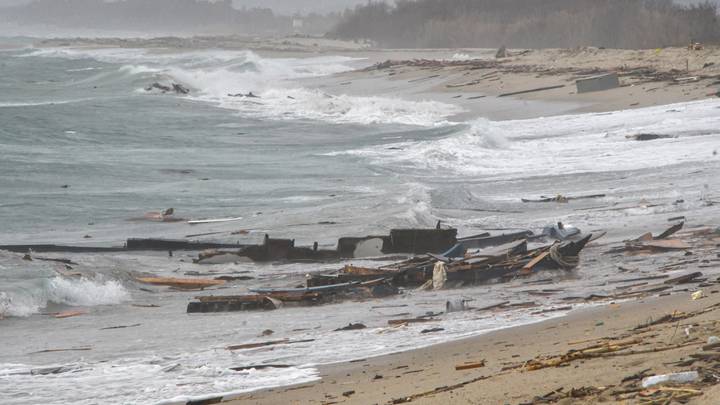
[2,0,341,35]
[330,0,720,48]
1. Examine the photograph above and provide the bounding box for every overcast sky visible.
[0,0,717,14]
[0,0,371,14]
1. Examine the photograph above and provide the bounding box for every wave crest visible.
[0,277,129,318]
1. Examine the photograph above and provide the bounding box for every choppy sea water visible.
[1,38,720,404]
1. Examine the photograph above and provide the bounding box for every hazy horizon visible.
[0,0,372,14]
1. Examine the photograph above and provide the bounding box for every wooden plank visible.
[639,239,690,250]
[475,301,509,312]
[388,318,437,326]
[226,338,315,351]
[53,310,87,319]
[498,84,565,97]
[136,277,226,288]
[188,216,244,225]
[655,221,684,239]
[455,361,485,371]
[520,251,550,274]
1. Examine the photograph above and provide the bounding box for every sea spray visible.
[334,99,720,179]
[24,47,461,126]
[0,277,129,318]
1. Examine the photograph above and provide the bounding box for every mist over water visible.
[1,42,720,404]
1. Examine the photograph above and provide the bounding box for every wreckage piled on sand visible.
[188,226,594,313]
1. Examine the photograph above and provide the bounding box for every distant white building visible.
[292,18,303,34]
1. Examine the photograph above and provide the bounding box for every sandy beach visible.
[237,290,720,405]
[312,45,720,120]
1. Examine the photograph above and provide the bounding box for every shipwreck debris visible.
[334,323,366,331]
[226,338,315,351]
[576,72,620,93]
[521,194,606,203]
[145,82,190,94]
[627,133,675,141]
[498,84,565,98]
[136,277,226,289]
[455,361,486,371]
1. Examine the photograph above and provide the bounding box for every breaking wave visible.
[23,47,461,126]
[0,277,129,318]
[336,99,720,179]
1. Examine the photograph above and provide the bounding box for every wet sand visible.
[312,46,720,120]
[235,289,720,404]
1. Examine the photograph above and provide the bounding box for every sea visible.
[1,37,719,404]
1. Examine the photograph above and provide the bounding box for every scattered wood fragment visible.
[100,323,141,330]
[498,84,565,97]
[531,306,573,315]
[655,222,684,240]
[420,327,444,334]
[446,79,481,88]
[371,304,409,309]
[664,272,703,285]
[34,257,79,266]
[388,317,437,326]
[226,338,315,351]
[334,323,366,331]
[627,133,675,141]
[390,374,491,403]
[187,216,243,225]
[53,310,87,319]
[522,194,606,203]
[230,364,292,371]
[521,250,550,274]
[608,275,669,284]
[637,239,690,250]
[213,275,254,282]
[523,338,702,371]
[136,277,225,289]
[455,361,485,371]
[30,347,92,354]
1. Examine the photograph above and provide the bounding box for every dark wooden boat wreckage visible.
[187,231,593,313]
[194,227,459,264]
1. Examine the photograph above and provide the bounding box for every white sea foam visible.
[25,46,461,126]
[394,182,436,226]
[337,99,720,178]
[0,277,129,318]
[0,357,319,405]
[0,100,84,108]
[214,87,460,126]
[66,67,102,72]
[0,300,569,404]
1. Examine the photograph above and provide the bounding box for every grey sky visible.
[0,0,716,14]
[0,0,370,14]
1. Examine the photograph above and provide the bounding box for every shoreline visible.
[23,35,720,120]
[311,47,720,121]
[232,289,720,404]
